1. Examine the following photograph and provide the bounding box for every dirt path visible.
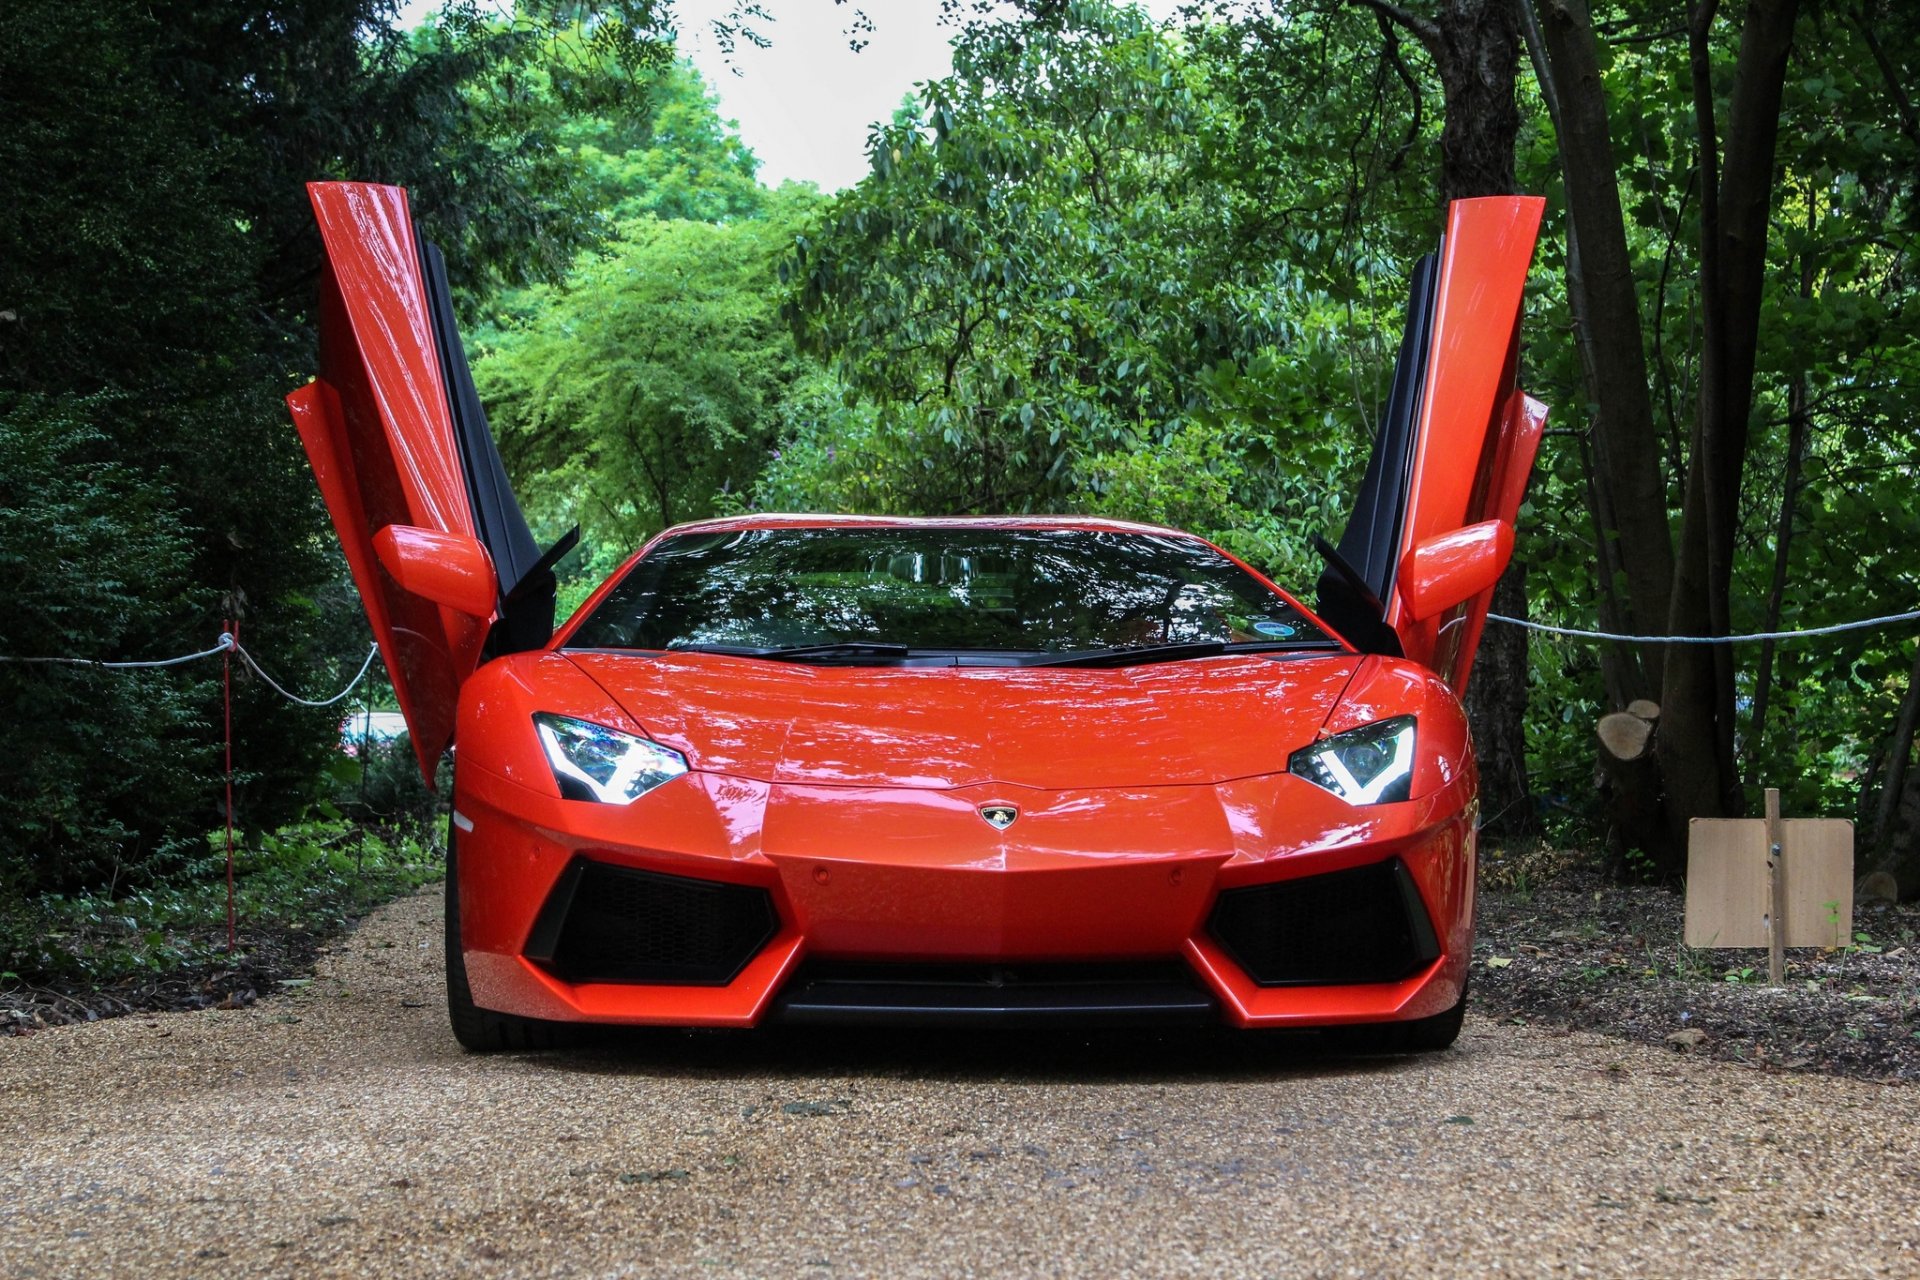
[3,888,1915,1279]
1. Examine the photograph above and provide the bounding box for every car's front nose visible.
[449,752,1478,1031]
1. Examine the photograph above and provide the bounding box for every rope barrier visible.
[0,635,238,668]
[1488,607,1920,645]
[0,633,381,705]
[235,640,381,708]
[8,608,1917,669]
[0,626,385,953]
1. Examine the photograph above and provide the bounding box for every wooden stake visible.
[1765,787,1785,986]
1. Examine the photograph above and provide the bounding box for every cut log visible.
[1597,709,1668,872]
[1598,711,1655,761]
[1857,871,1900,904]
[1626,698,1661,722]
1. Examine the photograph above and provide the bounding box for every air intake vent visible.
[525,859,777,985]
[772,961,1216,1028]
[1208,858,1440,986]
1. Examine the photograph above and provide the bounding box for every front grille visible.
[1208,858,1440,986]
[771,960,1217,1027]
[525,858,777,985]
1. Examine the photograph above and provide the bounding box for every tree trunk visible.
[1873,644,1920,843]
[1432,0,1536,834]
[1432,0,1525,202]
[1468,568,1535,832]
[1657,0,1802,851]
[1745,190,1817,782]
[1870,645,1920,900]
[1744,366,1810,782]
[1524,0,1802,871]
[1525,0,1676,700]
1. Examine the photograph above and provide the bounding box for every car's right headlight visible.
[1289,716,1416,805]
[533,713,687,804]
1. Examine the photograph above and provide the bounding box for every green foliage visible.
[1509,3,1919,835]
[774,1,1419,573]
[479,190,824,550]
[334,733,449,833]
[0,0,673,894]
[5,0,1916,899]
[561,59,769,223]
[0,398,211,892]
[0,820,441,986]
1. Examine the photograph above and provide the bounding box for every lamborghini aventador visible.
[288,182,1546,1051]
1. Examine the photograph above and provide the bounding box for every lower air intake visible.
[771,961,1216,1028]
[525,858,777,985]
[1208,858,1440,986]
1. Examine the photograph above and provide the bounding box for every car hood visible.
[564,651,1361,790]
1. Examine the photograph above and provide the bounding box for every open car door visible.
[287,182,574,783]
[1316,195,1547,697]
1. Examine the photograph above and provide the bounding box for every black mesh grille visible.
[1208,858,1440,986]
[772,961,1216,1027]
[526,859,777,985]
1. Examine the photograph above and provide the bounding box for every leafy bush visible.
[0,397,212,894]
[333,731,449,833]
[1,0,667,900]
[0,820,441,987]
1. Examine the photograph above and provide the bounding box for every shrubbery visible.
[0,819,443,987]
[0,398,213,894]
[0,0,654,897]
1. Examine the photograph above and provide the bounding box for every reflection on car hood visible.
[564,651,1361,790]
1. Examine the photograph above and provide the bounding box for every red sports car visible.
[290,183,1545,1051]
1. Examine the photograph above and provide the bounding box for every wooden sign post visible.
[1684,789,1854,983]
[1764,788,1785,984]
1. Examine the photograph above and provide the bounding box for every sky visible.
[679,1,1188,190]
[672,0,960,192]
[404,1,1183,193]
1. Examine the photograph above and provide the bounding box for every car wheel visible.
[1324,978,1469,1055]
[444,821,573,1052]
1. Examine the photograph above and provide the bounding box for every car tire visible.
[1324,978,1469,1055]
[444,822,573,1052]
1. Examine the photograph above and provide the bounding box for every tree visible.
[1521,0,1674,712]
[480,190,822,553]
[1325,0,1537,833]
[780,2,1383,583]
[1524,0,1802,867]
[0,0,673,890]
[558,57,767,224]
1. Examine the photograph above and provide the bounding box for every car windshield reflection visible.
[567,526,1339,663]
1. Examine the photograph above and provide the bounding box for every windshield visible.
[567,526,1337,661]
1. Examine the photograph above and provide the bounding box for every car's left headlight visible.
[534,712,688,804]
[1289,715,1416,805]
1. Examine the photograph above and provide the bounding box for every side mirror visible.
[373,525,498,618]
[1398,519,1513,622]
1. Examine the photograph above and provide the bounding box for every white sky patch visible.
[402,0,1186,193]
[674,0,956,191]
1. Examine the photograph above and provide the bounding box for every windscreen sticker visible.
[1252,619,1298,638]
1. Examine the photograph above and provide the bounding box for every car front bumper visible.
[452,760,1476,1030]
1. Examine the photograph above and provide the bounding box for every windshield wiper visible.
[1033,640,1313,669]
[671,641,913,663]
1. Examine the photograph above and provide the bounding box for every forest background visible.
[3,0,1917,930]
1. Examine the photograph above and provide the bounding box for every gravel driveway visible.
[4,887,1916,1279]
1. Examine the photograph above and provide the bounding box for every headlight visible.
[1289,716,1416,805]
[534,713,687,804]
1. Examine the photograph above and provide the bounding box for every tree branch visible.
[1342,0,1444,60]
[1851,4,1920,151]
[1375,12,1426,171]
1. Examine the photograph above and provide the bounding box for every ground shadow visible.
[525,1021,1446,1087]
